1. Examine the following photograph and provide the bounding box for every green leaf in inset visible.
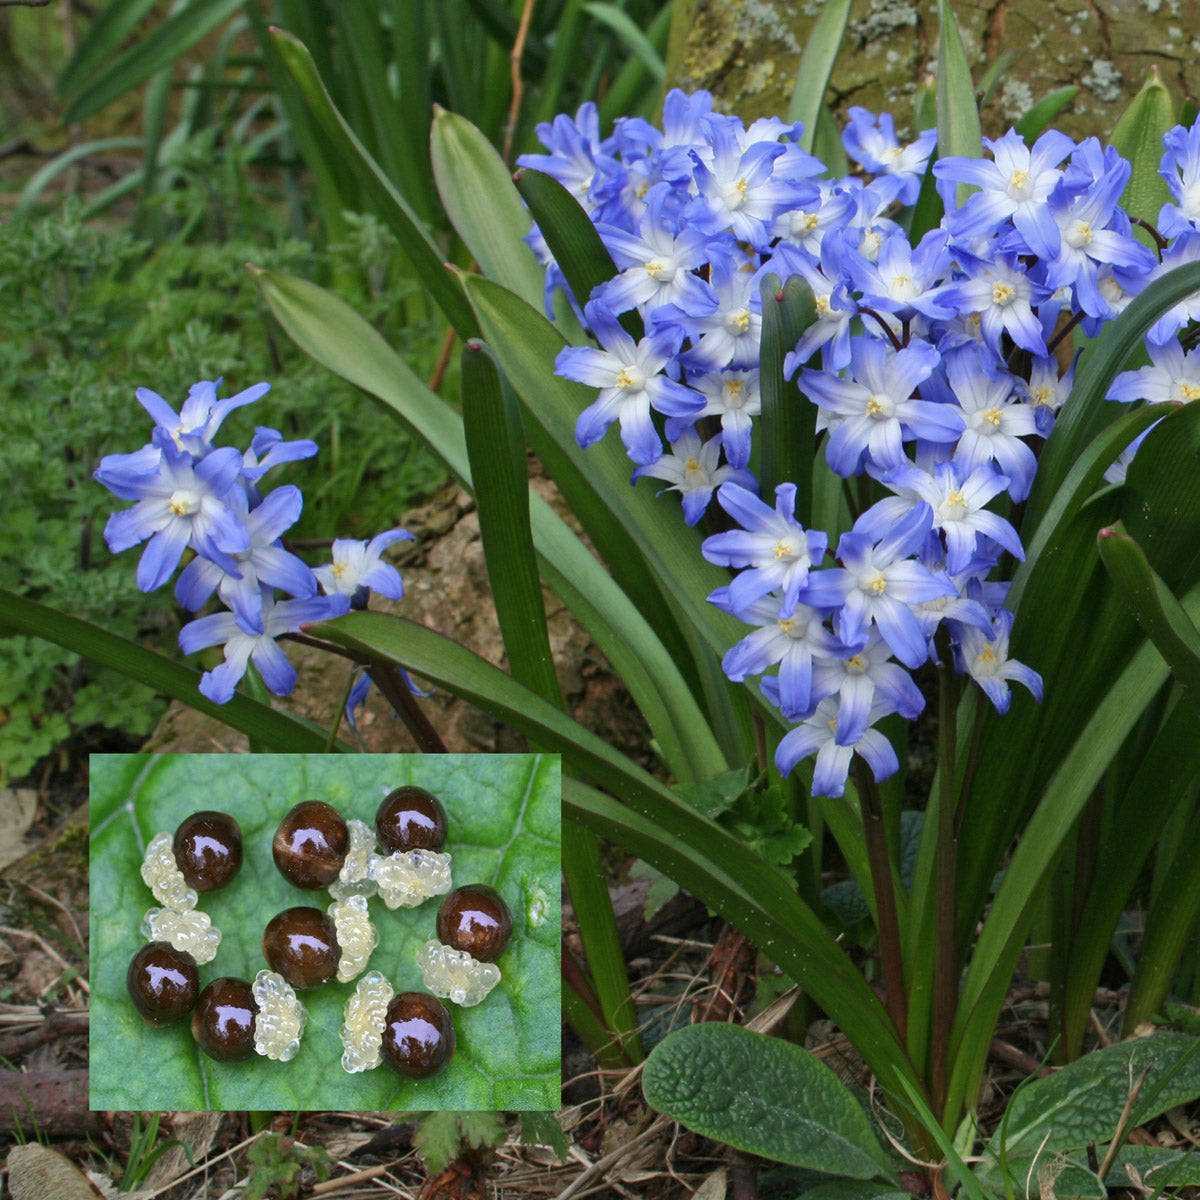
[643,1023,893,1178]
[89,754,561,1111]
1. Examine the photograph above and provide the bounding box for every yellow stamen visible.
[983,406,1003,427]
[867,573,887,596]
[773,540,791,560]
[992,282,1015,305]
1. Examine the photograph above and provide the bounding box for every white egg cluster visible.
[140,832,197,910]
[140,906,221,964]
[339,970,394,1073]
[369,848,453,909]
[328,819,378,903]
[416,938,501,1007]
[329,894,378,983]
[252,970,307,1062]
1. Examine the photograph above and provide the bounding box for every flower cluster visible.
[526,95,1197,796]
[94,380,410,704]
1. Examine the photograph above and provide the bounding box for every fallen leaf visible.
[7,1144,103,1200]
[0,790,38,873]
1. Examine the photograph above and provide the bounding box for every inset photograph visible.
[89,753,560,1111]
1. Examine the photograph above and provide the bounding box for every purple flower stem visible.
[931,641,961,1119]
[288,628,448,754]
[854,754,909,1043]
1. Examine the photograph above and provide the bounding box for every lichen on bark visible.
[665,0,1199,140]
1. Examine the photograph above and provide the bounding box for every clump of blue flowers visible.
[95,380,409,706]
[522,92,1195,797]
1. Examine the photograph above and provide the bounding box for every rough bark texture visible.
[667,0,1199,140]
[0,1070,95,1135]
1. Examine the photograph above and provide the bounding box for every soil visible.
[142,475,654,767]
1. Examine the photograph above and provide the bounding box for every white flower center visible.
[167,490,199,516]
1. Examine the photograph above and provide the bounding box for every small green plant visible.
[0,190,444,781]
[242,1134,331,1200]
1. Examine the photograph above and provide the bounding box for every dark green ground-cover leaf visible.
[89,754,560,1110]
[994,1033,1200,1160]
[642,1023,894,1178]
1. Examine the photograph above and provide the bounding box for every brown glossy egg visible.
[436,883,513,963]
[380,991,456,1079]
[173,810,243,892]
[262,906,341,989]
[127,941,200,1026]
[272,801,349,889]
[375,786,447,854]
[192,976,259,1062]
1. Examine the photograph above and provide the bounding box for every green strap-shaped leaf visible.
[758,272,818,510]
[582,3,665,80]
[935,0,982,204]
[266,28,479,338]
[14,138,145,220]
[514,166,640,336]
[61,0,246,124]
[1014,86,1079,144]
[57,0,159,100]
[460,272,744,666]
[1119,399,1200,589]
[1006,402,1165,614]
[563,776,921,1105]
[252,267,726,782]
[319,610,910,1094]
[946,580,1200,1122]
[1125,802,1200,1034]
[431,109,548,312]
[786,0,852,153]
[460,340,643,1071]
[461,340,561,707]
[1098,523,1200,702]
[596,1,672,129]
[0,589,343,753]
[1109,66,1175,242]
[643,1023,894,1178]
[1026,262,1200,534]
[1058,698,1200,1056]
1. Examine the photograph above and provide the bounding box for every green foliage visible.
[243,1135,331,1200]
[642,1023,895,1179]
[88,754,561,1110]
[412,1111,508,1173]
[0,195,442,781]
[974,1035,1200,1195]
